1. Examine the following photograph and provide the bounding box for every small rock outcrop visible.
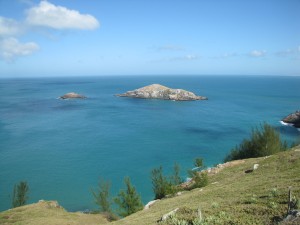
[59,92,86,99]
[116,84,207,101]
[281,111,300,128]
[144,199,160,210]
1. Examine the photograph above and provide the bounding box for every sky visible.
[0,0,299,77]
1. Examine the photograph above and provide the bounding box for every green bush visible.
[151,163,183,199]
[114,177,143,217]
[12,181,29,208]
[187,171,208,190]
[91,178,116,220]
[224,123,287,162]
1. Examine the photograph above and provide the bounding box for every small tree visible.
[91,178,112,213]
[188,170,208,189]
[187,157,208,190]
[12,181,29,208]
[171,163,182,186]
[151,166,171,199]
[114,177,143,217]
[224,123,288,162]
[194,157,205,170]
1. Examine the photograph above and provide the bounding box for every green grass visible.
[111,146,300,225]
[0,200,109,225]
[1,146,299,225]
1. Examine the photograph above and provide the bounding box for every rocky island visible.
[116,84,207,101]
[59,92,86,99]
[281,111,300,128]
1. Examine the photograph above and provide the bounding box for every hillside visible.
[0,200,109,225]
[1,146,299,225]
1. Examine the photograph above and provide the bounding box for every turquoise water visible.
[0,75,299,211]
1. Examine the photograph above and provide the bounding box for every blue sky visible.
[0,0,299,77]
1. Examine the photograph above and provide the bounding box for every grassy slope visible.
[1,146,299,225]
[0,200,109,225]
[112,146,300,225]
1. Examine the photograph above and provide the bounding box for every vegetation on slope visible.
[224,123,288,162]
[0,200,109,225]
[111,146,300,225]
[1,147,299,225]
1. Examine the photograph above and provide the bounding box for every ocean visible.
[0,75,299,211]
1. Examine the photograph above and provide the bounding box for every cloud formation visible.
[26,1,99,30]
[0,1,99,63]
[0,17,23,37]
[249,50,266,57]
[0,37,39,62]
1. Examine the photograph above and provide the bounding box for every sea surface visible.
[0,75,299,211]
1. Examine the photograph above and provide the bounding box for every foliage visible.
[151,163,183,199]
[187,171,208,190]
[91,178,117,220]
[159,207,232,225]
[12,181,29,208]
[193,158,204,170]
[171,163,183,186]
[151,166,171,199]
[224,123,288,162]
[114,177,143,217]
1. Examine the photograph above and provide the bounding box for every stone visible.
[281,111,300,128]
[59,92,86,99]
[144,199,160,210]
[115,84,207,101]
[253,164,259,170]
[160,208,179,221]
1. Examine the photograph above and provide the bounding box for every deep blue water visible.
[0,75,299,211]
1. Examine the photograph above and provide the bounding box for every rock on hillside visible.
[281,111,300,128]
[59,92,86,99]
[116,84,207,101]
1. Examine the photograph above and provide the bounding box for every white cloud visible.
[26,1,99,30]
[0,17,23,37]
[0,37,39,62]
[249,50,266,57]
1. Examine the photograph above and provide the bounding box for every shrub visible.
[12,181,29,208]
[224,123,287,162]
[187,171,208,190]
[171,163,183,186]
[151,163,183,199]
[245,194,258,204]
[194,158,204,170]
[269,188,279,198]
[151,166,171,199]
[91,178,112,214]
[114,177,143,217]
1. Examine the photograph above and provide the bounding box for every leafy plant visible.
[224,123,287,162]
[194,158,204,170]
[171,163,183,186]
[114,177,143,217]
[12,181,29,208]
[187,170,208,190]
[91,178,112,213]
[268,188,279,198]
[245,194,258,204]
[151,163,183,199]
[151,166,171,199]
